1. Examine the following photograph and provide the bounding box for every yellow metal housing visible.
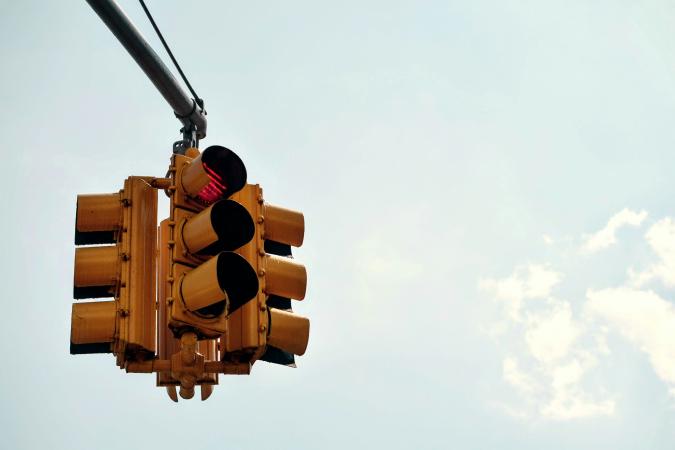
[73,245,119,298]
[224,184,309,365]
[75,193,122,244]
[267,309,310,356]
[168,152,256,340]
[263,203,304,247]
[71,301,116,345]
[179,255,229,312]
[265,254,307,300]
[70,176,157,361]
[157,219,181,386]
[116,177,158,361]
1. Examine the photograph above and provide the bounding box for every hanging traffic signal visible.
[70,147,310,401]
[166,146,259,339]
[222,184,309,366]
[71,177,158,364]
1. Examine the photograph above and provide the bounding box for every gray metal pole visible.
[86,0,207,145]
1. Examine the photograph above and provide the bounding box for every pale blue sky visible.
[2,1,675,448]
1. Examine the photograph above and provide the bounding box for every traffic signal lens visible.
[180,146,247,205]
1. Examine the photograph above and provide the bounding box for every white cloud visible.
[525,302,581,363]
[541,387,615,420]
[483,265,612,421]
[500,349,615,421]
[581,208,647,254]
[482,211,675,421]
[479,264,562,321]
[586,287,675,387]
[628,218,675,288]
[503,356,538,395]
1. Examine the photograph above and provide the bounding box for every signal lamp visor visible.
[268,309,310,356]
[71,301,116,345]
[180,146,247,205]
[181,200,254,255]
[73,246,119,299]
[75,193,121,245]
[265,254,307,300]
[263,204,304,247]
[179,252,259,317]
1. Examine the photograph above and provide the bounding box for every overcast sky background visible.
[2,0,675,448]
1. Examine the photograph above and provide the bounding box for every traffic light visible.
[70,146,310,401]
[166,146,259,339]
[223,184,309,366]
[157,218,219,401]
[71,177,157,364]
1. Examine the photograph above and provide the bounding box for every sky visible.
[2,0,675,448]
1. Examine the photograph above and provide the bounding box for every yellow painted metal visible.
[157,219,181,386]
[178,152,210,199]
[115,177,158,361]
[73,245,118,290]
[201,384,213,401]
[71,176,157,363]
[263,203,304,247]
[223,183,309,365]
[71,301,117,344]
[198,339,218,385]
[167,153,231,339]
[75,193,121,233]
[169,263,228,338]
[267,309,310,356]
[225,184,267,358]
[265,254,307,300]
[179,255,227,311]
[180,203,219,254]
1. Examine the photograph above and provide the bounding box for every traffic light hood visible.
[180,145,247,204]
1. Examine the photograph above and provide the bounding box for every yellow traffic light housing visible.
[71,177,157,363]
[166,146,259,339]
[223,184,310,366]
[70,144,311,401]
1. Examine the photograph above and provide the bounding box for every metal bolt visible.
[258,269,265,277]
[257,215,264,224]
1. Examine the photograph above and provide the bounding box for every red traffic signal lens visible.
[192,146,247,205]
